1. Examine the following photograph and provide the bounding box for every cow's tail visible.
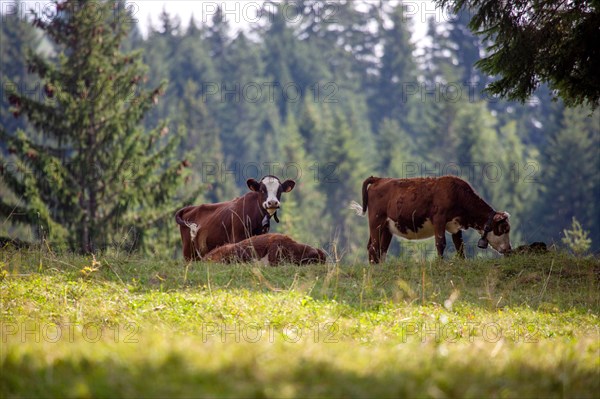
[348,201,365,216]
[349,176,380,216]
[175,206,200,240]
[175,206,193,226]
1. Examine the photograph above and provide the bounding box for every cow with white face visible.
[175,175,295,261]
[247,175,295,218]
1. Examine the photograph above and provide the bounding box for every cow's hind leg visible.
[367,236,373,262]
[368,226,393,264]
[452,231,465,258]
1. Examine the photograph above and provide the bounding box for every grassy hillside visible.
[1,248,599,398]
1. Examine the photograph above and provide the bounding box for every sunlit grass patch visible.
[1,249,599,397]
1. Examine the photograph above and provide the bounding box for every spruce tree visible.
[377,118,417,178]
[537,107,600,248]
[298,97,322,156]
[176,80,237,203]
[206,6,230,62]
[317,108,370,256]
[447,9,488,95]
[0,5,40,147]
[140,10,181,131]
[1,0,194,253]
[221,32,281,169]
[492,120,540,243]
[453,101,499,197]
[414,17,463,160]
[436,0,600,109]
[275,114,327,245]
[369,4,418,132]
[262,3,304,121]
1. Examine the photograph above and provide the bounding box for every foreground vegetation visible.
[1,248,599,398]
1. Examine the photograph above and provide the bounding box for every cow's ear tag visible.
[477,238,489,249]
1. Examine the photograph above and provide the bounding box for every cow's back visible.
[367,178,432,221]
[366,176,479,239]
[179,192,264,257]
[203,242,249,263]
[204,234,326,265]
[199,202,248,251]
[368,176,471,218]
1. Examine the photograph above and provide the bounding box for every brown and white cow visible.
[350,176,511,262]
[204,233,327,266]
[175,175,295,261]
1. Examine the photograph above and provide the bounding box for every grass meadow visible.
[1,247,599,398]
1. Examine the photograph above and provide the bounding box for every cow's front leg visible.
[180,226,196,261]
[452,231,465,258]
[433,220,447,258]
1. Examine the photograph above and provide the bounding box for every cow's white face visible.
[485,212,512,254]
[247,176,296,215]
[262,176,282,214]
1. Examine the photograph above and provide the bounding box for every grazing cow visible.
[350,176,511,262]
[175,176,295,261]
[204,233,327,266]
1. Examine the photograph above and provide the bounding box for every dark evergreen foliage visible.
[1,0,196,253]
[436,0,600,109]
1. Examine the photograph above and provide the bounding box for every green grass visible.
[1,248,599,398]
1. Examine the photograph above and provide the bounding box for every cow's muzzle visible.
[499,246,512,255]
[265,199,280,208]
[264,201,280,215]
[264,206,279,215]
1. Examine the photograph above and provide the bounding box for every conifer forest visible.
[1,0,599,258]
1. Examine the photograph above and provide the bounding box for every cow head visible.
[300,247,328,265]
[247,175,296,215]
[479,211,512,254]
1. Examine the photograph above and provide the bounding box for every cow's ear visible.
[493,211,510,222]
[281,180,296,193]
[247,178,261,192]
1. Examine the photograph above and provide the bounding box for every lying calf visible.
[204,233,327,266]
